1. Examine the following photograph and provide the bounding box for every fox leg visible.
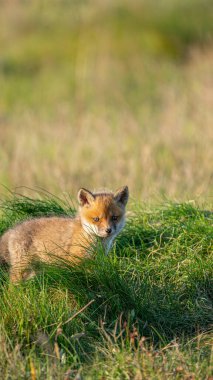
[10,265,36,283]
[8,238,31,283]
[9,267,24,283]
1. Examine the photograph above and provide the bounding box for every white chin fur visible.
[81,217,126,252]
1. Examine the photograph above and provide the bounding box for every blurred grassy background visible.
[0,0,212,201]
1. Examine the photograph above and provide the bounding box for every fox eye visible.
[112,216,118,221]
[93,217,100,222]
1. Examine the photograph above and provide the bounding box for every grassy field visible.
[0,0,212,200]
[0,0,213,379]
[0,193,212,379]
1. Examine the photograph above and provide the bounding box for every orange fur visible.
[0,186,129,282]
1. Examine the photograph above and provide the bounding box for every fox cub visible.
[0,186,129,282]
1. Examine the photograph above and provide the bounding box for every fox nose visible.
[105,228,112,234]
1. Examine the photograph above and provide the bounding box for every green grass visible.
[0,0,212,377]
[1,0,212,113]
[0,0,212,198]
[0,194,212,379]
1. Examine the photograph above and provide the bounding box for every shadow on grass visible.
[9,248,210,332]
[0,250,212,365]
[0,198,212,365]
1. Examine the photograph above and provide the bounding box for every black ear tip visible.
[114,185,129,205]
[121,185,129,195]
[78,188,90,196]
[78,187,87,193]
[116,185,128,192]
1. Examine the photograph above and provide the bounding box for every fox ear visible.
[78,188,95,206]
[114,186,129,206]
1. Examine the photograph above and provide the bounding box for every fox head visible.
[78,186,129,239]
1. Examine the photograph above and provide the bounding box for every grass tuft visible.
[0,194,212,378]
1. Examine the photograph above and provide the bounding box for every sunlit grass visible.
[0,1,212,374]
[0,194,212,378]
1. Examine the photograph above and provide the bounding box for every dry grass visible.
[0,0,212,200]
